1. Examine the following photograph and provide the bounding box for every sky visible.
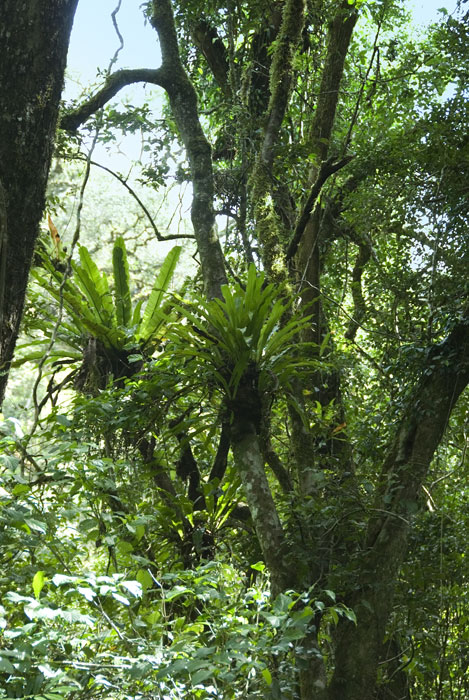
[64,0,458,168]
[66,1,159,98]
[65,2,164,174]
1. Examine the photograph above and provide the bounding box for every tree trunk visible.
[0,0,79,405]
[230,381,295,597]
[328,312,469,700]
[150,0,227,300]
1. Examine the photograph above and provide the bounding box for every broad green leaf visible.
[165,585,192,601]
[139,246,181,343]
[59,610,94,625]
[132,298,143,327]
[260,612,282,627]
[52,574,77,586]
[251,561,265,572]
[136,568,153,593]
[0,655,15,673]
[78,245,114,320]
[120,580,142,598]
[343,607,357,624]
[32,570,47,600]
[25,518,46,533]
[112,592,130,606]
[262,668,272,686]
[72,262,113,327]
[191,668,213,685]
[112,236,132,327]
[77,586,96,602]
[60,290,124,347]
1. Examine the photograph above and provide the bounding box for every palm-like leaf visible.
[78,246,114,322]
[112,236,132,327]
[30,239,182,381]
[138,245,181,345]
[71,263,113,328]
[169,264,318,400]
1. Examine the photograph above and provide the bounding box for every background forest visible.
[0,0,468,699]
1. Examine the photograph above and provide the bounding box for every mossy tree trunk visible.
[0,0,79,405]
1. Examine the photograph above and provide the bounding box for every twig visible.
[72,157,194,241]
[110,0,124,69]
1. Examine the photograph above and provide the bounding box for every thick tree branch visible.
[250,0,306,278]
[371,309,469,540]
[138,436,179,501]
[0,179,7,331]
[150,0,227,299]
[176,442,206,509]
[191,19,230,97]
[344,239,371,340]
[230,424,295,596]
[329,308,469,700]
[229,377,296,596]
[60,68,169,131]
[62,2,228,300]
[209,419,231,483]
[286,154,353,261]
[261,0,306,170]
[296,0,358,300]
[264,441,293,493]
[0,0,79,406]
[308,1,358,161]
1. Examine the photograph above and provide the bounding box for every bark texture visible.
[250,0,306,280]
[0,0,79,405]
[150,0,227,299]
[230,380,295,597]
[297,0,358,338]
[328,311,469,700]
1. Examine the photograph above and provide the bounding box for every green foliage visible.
[112,237,132,328]
[0,459,349,700]
[3,1,469,698]
[36,238,180,350]
[15,240,181,389]
[169,264,317,399]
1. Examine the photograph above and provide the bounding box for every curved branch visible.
[0,179,7,331]
[330,306,469,699]
[209,419,231,483]
[344,239,371,340]
[261,0,306,170]
[308,1,358,161]
[150,0,227,299]
[250,0,306,278]
[76,158,194,242]
[191,19,230,97]
[286,154,354,261]
[60,2,227,299]
[264,441,293,494]
[60,68,169,131]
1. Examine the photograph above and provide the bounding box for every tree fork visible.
[328,310,469,700]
